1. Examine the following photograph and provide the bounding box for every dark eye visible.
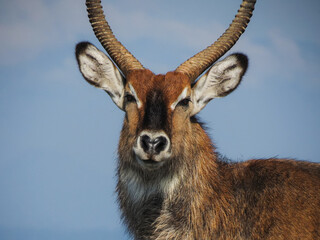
[177,98,190,107]
[125,94,136,103]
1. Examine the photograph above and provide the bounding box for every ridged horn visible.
[176,0,256,82]
[86,0,144,76]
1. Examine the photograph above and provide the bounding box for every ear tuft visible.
[75,42,92,56]
[232,53,248,74]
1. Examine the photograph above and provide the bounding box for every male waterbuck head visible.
[76,0,320,239]
[77,0,250,170]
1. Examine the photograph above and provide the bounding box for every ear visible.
[191,53,248,116]
[75,42,125,110]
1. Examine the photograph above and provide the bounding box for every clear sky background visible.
[0,0,319,239]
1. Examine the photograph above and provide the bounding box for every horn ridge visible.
[86,0,144,76]
[176,0,256,82]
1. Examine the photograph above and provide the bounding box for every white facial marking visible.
[170,87,189,110]
[128,83,142,108]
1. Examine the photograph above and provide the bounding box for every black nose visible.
[140,135,168,155]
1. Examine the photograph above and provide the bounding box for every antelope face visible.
[125,70,191,169]
[76,42,248,170]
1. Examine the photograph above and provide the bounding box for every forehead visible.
[126,70,190,103]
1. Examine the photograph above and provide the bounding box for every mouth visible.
[143,159,159,164]
[136,156,165,169]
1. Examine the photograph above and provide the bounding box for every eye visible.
[125,94,136,103]
[177,97,191,107]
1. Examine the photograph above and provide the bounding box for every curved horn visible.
[86,0,144,76]
[176,0,256,82]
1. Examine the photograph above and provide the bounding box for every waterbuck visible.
[76,0,320,239]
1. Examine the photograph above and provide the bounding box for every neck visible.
[152,120,231,239]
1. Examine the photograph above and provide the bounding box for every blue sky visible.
[0,0,319,239]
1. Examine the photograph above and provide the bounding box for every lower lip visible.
[143,159,159,164]
[136,157,164,169]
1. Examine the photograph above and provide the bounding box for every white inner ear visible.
[191,55,245,116]
[77,44,125,110]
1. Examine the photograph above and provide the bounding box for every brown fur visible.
[115,70,320,240]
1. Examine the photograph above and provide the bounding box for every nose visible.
[140,135,168,155]
[133,130,171,163]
